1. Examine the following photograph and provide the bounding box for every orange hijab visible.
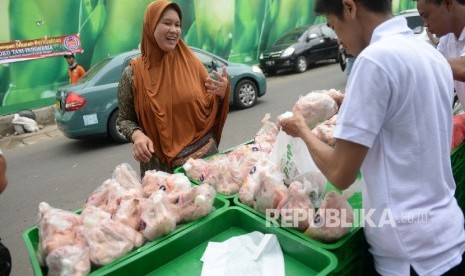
[131,0,229,165]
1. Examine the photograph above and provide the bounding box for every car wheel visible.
[108,110,129,143]
[234,79,258,109]
[295,56,308,73]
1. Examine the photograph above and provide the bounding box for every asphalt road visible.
[0,62,347,276]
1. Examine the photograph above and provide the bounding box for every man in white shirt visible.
[416,0,465,106]
[278,0,465,275]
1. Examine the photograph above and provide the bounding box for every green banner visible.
[0,0,417,115]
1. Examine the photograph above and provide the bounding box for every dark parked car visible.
[55,47,267,143]
[259,23,339,75]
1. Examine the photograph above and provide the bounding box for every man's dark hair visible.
[314,0,392,19]
[412,0,465,5]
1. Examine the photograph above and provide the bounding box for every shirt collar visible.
[370,16,413,45]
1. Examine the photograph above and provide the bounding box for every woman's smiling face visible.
[154,7,181,52]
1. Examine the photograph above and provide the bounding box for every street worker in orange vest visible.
[64,52,86,84]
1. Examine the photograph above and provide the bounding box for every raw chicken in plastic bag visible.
[254,113,279,152]
[173,183,216,223]
[142,170,191,198]
[312,114,338,147]
[36,202,83,266]
[111,163,142,190]
[45,245,90,276]
[292,91,338,129]
[239,159,284,208]
[139,191,177,241]
[276,181,315,231]
[113,198,144,230]
[80,206,144,266]
[84,178,143,216]
[304,179,361,243]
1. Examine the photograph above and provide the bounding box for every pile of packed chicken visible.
[37,163,216,275]
[184,88,359,240]
[36,89,360,275]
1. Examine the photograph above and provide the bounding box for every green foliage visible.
[0,0,417,114]
[392,0,418,14]
[78,0,107,67]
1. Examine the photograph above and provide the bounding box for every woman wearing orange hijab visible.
[118,0,230,177]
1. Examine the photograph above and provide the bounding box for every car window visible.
[321,25,336,39]
[275,29,306,44]
[194,51,214,70]
[193,50,227,72]
[404,15,424,34]
[77,57,112,83]
[95,64,123,85]
[215,58,226,67]
[308,27,321,38]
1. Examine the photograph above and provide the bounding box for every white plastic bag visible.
[201,231,285,276]
[12,113,39,133]
[269,130,322,184]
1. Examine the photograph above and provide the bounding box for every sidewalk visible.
[0,105,62,151]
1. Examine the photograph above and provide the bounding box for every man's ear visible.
[342,0,357,19]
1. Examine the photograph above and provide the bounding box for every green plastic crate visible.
[92,206,338,276]
[233,181,364,275]
[451,142,465,213]
[22,196,229,276]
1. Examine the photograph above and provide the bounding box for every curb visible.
[0,124,62,151]
[0,105,56,138]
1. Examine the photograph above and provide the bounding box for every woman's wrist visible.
[131,128,143,143]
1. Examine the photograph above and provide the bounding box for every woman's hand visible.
[205,66,228,99]
[131,130,154,163]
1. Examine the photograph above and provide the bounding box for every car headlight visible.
[252,65,263,73]
[281,47,295,57]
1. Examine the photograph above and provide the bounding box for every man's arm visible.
[278,112,368,190]
[299,128,368,190]
[448,57,465,82]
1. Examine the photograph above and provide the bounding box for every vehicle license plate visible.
[83,114,98,126]
[266,60,275,66]
[55,100,61,109]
